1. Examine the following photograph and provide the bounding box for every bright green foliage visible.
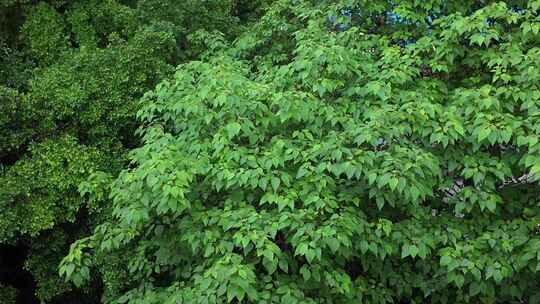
[61,1,540,303]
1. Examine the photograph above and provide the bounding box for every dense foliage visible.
[1,0,540,303]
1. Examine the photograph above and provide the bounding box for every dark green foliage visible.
[0,86,34,157]
[135,0,238,36]
[0,284,17,304]
[25,229,75,300]
[21,2,69,65]
[28,25,175,146]
[0,45,33,89]
[0,136,106,242]
[0,0,254,302]
[67,0,137,49]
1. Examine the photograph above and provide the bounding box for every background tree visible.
[1,0,262,302]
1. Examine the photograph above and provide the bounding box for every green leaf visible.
[440,255,452,267]
[477,128,491,142]
[296,166,308,179]
[454,273,465,288]
[388,177,399,191]
[262,256,278,274]
[225,122,241,139]
[326,238,340,253]
[271,177,281,192]
[300,265,311,281]
[469,281,482,296]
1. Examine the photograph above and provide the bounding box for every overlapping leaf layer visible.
[60,1,540,303]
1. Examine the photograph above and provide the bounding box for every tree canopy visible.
[1,0,540,303]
